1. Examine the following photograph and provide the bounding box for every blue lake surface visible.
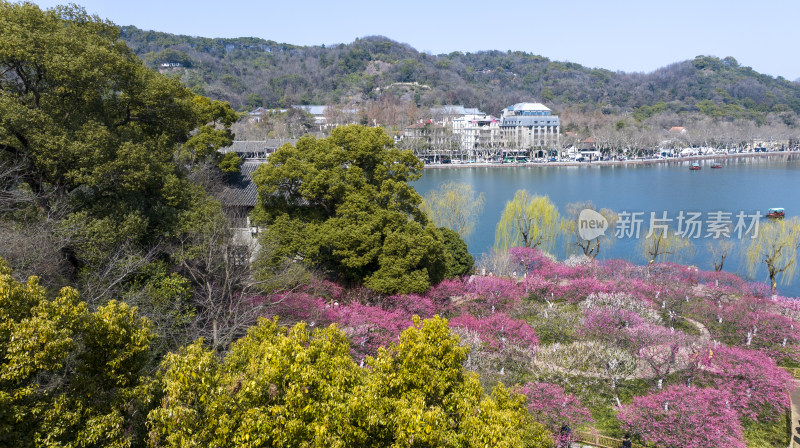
[412,154,800,297]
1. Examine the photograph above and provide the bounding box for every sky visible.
[27,0,800,81]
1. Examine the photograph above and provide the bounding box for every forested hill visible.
[120,26,800,120]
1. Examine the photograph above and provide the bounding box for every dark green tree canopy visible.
[440,226,474,278]
[1,4,194,197]
[251,124,446,293]
[0,2,236,268]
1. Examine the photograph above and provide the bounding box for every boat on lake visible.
[689,162,701,170]
[766,207,785,219]
[711,163,722,169]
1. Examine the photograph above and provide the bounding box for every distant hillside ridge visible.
[119,26,800,123]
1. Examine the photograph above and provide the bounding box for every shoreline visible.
[422,150,800,169]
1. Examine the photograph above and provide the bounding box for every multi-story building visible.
[451,114,502,160]
[402,102,560,163]
[430,105,483,126]
[403,120,462,162]
[499,103,560,152]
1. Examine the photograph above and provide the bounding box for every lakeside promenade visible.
[422,150,800,169]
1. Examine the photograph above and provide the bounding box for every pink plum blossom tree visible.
[618,385,746,448]
[519,382,593,441]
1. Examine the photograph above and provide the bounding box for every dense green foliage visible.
[440,226,474,278]
[119,28,800,120]
[0,257,552,447]
[251,124,450,293]
[4,4,798,447]
[0,259,155,448]
[1,3,194,236]
[0,2,237,278]
[149,315,553,448]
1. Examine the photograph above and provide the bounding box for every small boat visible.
[766,208,785,219]
[710,163,722,169]
[689,162,701,170]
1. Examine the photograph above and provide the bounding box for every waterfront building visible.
[451,114,502,160]
[403,120,462,162]
[430,105,483,126]
[403,102,561,163]
[499,102,560,152]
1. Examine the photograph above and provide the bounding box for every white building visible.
[451,114,502,153]
[291,105,328,127]
[499,102,560,150]
[430,105,483,126]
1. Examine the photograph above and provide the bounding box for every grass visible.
[585,379,652,439]
[742,411,790,448]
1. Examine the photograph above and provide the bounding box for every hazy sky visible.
[28,0,800,81]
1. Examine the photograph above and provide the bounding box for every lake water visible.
[412,154,800,297]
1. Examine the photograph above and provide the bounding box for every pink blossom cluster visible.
[691,295,800,358]
[694,269,746,289]
[266,292,330,326]
[449,312,538,351]
[262,246,800,439]
[618,385,746,448]
[695,345,793,420]
[383,293,439,318]
[323,302,414,360]
[547,276,613,304]
[579,307,646,341]
[464,275,525,309]
[518,382,593,434]
[508,247,556,273]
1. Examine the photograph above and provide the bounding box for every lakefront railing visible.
[574,430,646,448]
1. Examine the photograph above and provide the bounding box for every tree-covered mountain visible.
[120,26,800,123]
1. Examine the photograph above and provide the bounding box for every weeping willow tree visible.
[564,201,618,258]
[707,230,735,272]
[638,226,694,264]
[745,217,800,293]
[494,190,562,252]
[420,181,485,238]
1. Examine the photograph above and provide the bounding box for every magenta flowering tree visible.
[691,294,800,359]
[383,293,440,318]
[267,292,330,326]
[608,278,661,306]
[624,323,693,389]
[422,277,466,305]
[745,280,773,298]
[597,259,638,280]
[695,269,746,289]
[579,307,645,342]
[697,345,793,421]
[548,277,613,304]
[546,263,586,279]
[648,262,700,286]
[518,382,593,435]
[448,276,526,316]
[449,313,538,350]
[618,385,746,448]
[467,275,524,301]
[450,313,538,387]
[520,273,553,299]
[508,247,554,273]
[323,303,413,361]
